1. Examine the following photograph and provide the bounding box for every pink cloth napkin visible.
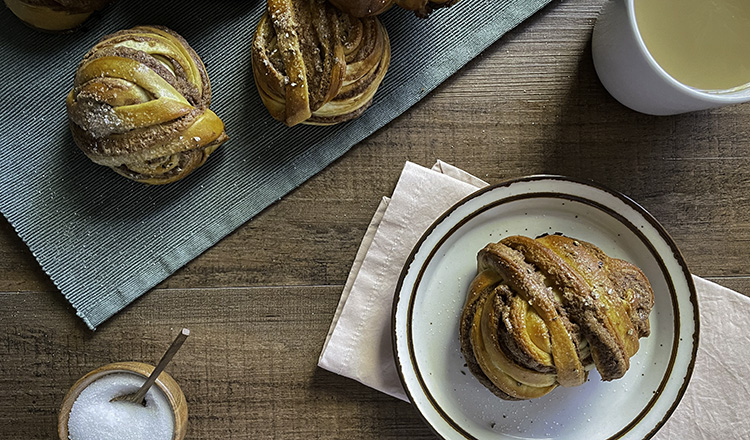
[318,161,750,438]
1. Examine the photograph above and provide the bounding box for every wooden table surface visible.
[2,0,749,438]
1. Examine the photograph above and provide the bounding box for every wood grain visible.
[1,0,749,438]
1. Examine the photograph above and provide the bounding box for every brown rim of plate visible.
[391,174,699,440]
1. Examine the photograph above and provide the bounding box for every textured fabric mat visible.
[0,0,552,329]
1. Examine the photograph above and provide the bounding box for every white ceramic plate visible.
[392,176,698,440]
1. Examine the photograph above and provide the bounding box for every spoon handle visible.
[130,328,190,405]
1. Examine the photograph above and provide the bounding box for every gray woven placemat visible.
[0,0,552,329]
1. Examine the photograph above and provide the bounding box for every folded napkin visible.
[319,161,487,400]
[318,161,750,437]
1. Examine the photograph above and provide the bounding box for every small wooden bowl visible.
[58,362,187,440]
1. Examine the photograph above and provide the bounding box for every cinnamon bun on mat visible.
[252,0,390,126]
[66,25,228,184]
[4,0,113,31]
[459,235,654,400]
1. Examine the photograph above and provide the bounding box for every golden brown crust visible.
[66,25,227,184]
[251,0,390,126]
[459,269,521,400]
[459,235,654,400]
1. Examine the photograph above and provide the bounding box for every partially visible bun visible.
[4,0,113,31]
[326,0,392,17]
[328,0,459,18]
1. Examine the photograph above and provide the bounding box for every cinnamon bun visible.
[66,25,228,184]
[459,235,654,400]
[252,0,390,126]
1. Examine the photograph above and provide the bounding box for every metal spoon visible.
[111,328,190,405]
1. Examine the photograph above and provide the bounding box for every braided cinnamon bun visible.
[459,235,654,400]
[66,25,228,185]
[4,0,113,31]
[252,0,390,126]
[328,0,459,18]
